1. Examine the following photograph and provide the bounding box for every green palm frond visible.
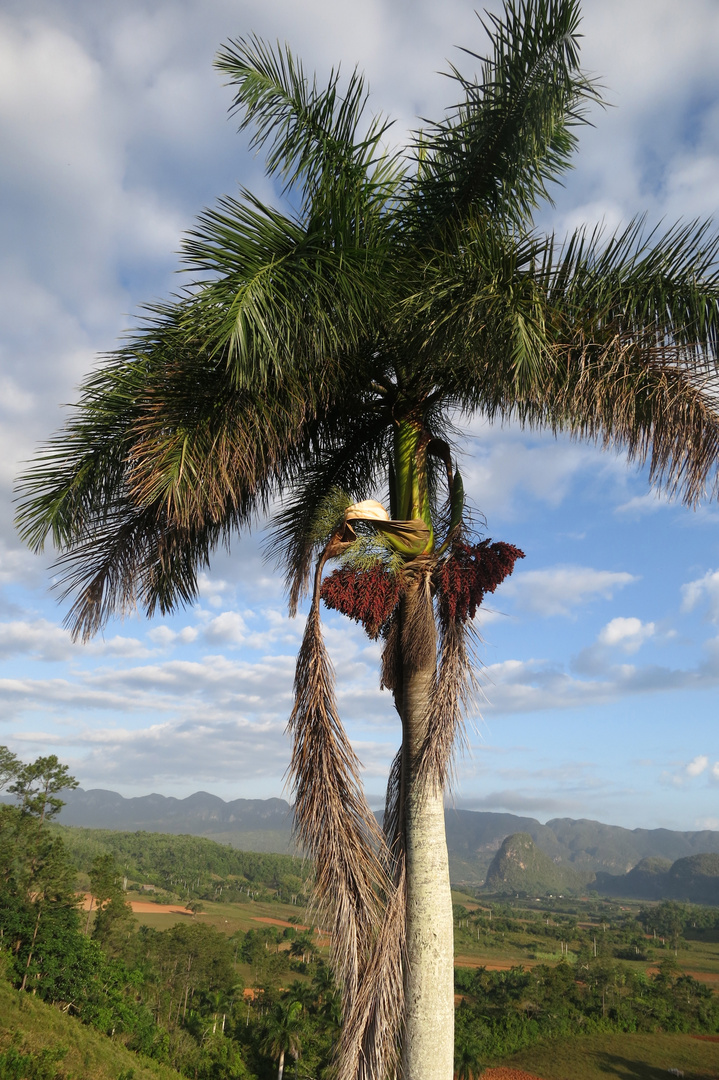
[16,314,344,636]
[215,35,405,212]
[182,190,398,384]
[410,0,600,231]
[404,214,719,504]
[399,213,555,401]
[267,413,394,614]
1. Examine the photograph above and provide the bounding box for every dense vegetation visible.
[454,960,719,1068]
[0,749,338,1079]
[54,826,311,906]
[452,898,719,1073]
[2,748,718,1079]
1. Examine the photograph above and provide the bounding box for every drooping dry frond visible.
[287,560,389,1018]
[382,747,404,851]
[417,615,478,794]
[338,854,407,1080]
[337,746,406,1080]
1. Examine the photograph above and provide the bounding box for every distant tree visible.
[0,745,20,792]
[260,999,304,1080]
[8,754,78,825]
[89,853,135,955]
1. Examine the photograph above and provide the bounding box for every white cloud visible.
[88,635,149,659]
[681,570,719,621]
[460,423,616,520]
[502,566,637,617]
[147,625,198,647]
[614,492,673,517]
[197,573,232,610]
[598,617,655,653]
[713,762,719,781]
[203,611,248,646]
[686,754,709,777]
[0,619,75,662]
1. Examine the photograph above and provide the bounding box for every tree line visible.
[0,747,342,1078]
[454,958,719,1076]
[54,826,311,906]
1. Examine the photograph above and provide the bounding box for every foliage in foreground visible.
[1,743,718,1080]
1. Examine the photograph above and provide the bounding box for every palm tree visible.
[14,1,719,1077]
[261,999,304,1080]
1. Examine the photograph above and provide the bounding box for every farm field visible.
[127,895,314,935]
[115,890,719,987]
[503,1031,719,1079]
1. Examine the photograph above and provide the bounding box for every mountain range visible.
[53,787,719,894]
[485,832,719,904]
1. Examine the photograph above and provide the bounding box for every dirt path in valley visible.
[251,916,309,930]
[455,956,537,970]
[81,894,193,915]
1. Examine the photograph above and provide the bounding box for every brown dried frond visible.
[380,612,400,693]
[288,556,392,1045]
[551,330,719,507]
[417,614,478,794]
[382,748,403,851]
[338,854,407,1080]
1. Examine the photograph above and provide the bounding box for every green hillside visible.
[596,852,719,904]
[53,825,311,903]
[483,832,591,895]
[0,962,184,1080]
[668,852,719,903]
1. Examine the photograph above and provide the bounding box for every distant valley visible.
[54,787,719,902]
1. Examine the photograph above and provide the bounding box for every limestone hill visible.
[484,832,591,895]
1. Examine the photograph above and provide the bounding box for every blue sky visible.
[2,0,719,832]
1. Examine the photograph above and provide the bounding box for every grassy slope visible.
[505,1031,719,1079]
[0,977,184,1080]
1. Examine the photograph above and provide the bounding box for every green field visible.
[125,891,719,991]
[505,1031,719,1079]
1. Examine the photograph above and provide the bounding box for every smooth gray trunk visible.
[399,590,454,1080]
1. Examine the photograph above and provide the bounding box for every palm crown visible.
[15,2,719,1078]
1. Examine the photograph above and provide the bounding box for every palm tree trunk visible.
[277,1048,285,1080]
[399,584,454,1080]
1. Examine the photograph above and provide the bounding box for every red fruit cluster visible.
[320,564,401,639]
[434,540,525,623]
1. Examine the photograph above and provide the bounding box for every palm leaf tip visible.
[413,0,601,229]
